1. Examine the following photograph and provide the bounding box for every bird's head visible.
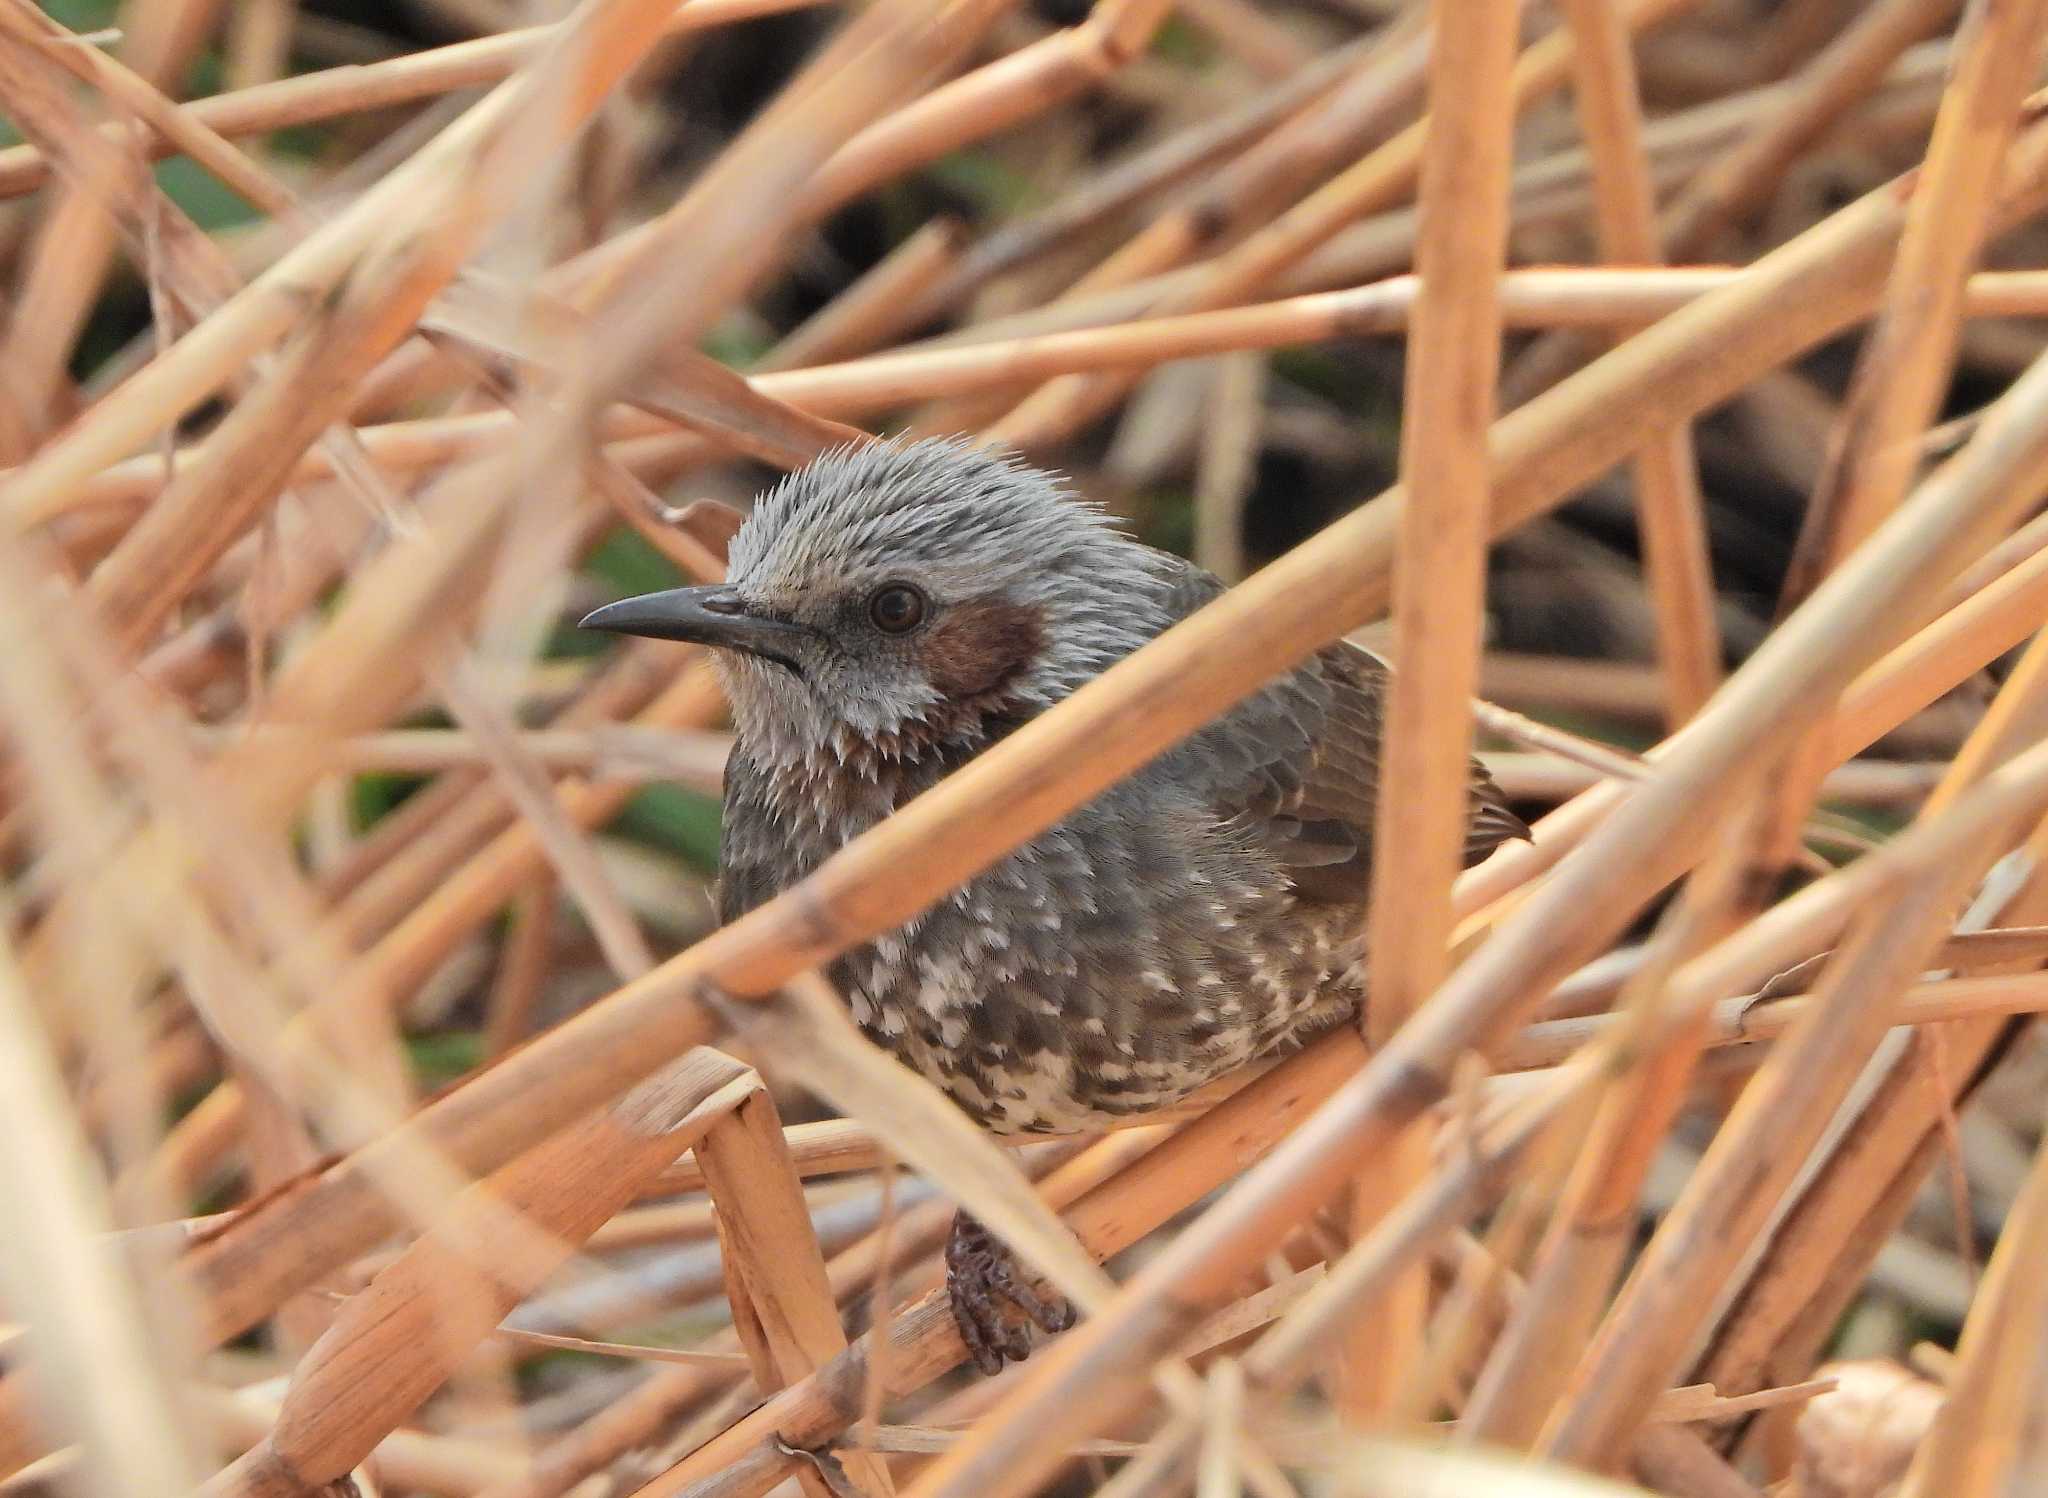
[580,437,1163,770]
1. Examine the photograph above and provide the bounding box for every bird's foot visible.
[944,1213,1075,1375]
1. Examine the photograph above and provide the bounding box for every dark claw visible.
[944,1213,1075,1375]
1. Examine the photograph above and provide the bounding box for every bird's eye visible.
[867,583,928,634]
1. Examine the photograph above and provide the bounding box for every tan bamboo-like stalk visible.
[1050,15,1432,304]
[1555,0,1720,723]
[14,0,968,1286]
[1455,477,2048,943]
[1458,856,1752,1448]
[1346,0,1519,1423]
[199,1384,528,1496]
[1505,967,2048,1072]
[798,0,1172,219]
[144,663,726,1225]
[628,1034,1371,1498]
[1539,499,2048,1471]
[765,217,969,370]
[0,928,203,1495]
[1,0,216,437]
[899,29,1383,326]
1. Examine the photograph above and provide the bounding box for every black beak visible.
[578,586,810,676]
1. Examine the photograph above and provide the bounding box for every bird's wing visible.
[1158,558,1529,904]
[716,747,781,926]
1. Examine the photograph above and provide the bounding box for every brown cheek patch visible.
[921,597,1045,700]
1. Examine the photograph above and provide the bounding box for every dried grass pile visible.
[1,0,2047,1495]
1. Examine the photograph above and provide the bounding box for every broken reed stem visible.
[1349,0,1520,1423]
[629,1035,1371,1498]
[207,1055,754,1498]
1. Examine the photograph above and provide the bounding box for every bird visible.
[579,436,1529,1373]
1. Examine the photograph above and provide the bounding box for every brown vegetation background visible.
[1,0,2046,1496]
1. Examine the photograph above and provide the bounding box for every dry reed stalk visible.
[696,1088,895,1498]
[1458,856,1753,1449]
[896,27,1390,321]
[436,663,658,983]
[198,1384,528,1496]
[1541,870,2011,1466]
[24,0,959,1313]
[345,0,1129,423]
[0,0,833,200]
[1457,497,2048,941]
[206,1054,756,1498]
[0,928,203,1495]
[800,0,1173,218]
[484,872,558,1058]
[1667,0,1966,262]
[131,521,728,1203]
[420,310,867,468]
[8,2,292,221]
[495,1136,1123,1498]
[1489,753,1943,807]
[1053,16,1432,303]
[1062,1064,1602,1498]
[1346,0,1519,1422]
[145,662,725,1217]
[150,122,2048,1427]
[1893,1104,2048,1494]
[1555,0,1720,723]
[253,724,731,784]
[44,264,2048,521]
[766,218,969,370]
